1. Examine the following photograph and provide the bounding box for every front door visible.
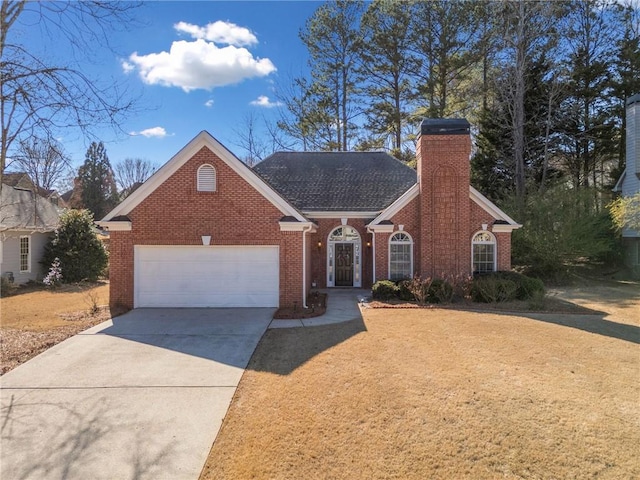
[335,243,354,286]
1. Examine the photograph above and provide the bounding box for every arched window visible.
[472,231,496,273]
[389,232,413,281]
[197,164,216,192]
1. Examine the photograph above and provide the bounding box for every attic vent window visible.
[197,164,216,192]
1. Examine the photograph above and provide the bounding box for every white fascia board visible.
[303,211,380,219]
[101,131,305,223]
[613,171,626,192]
[96,221,132,231]
[369,184,419,225]
[367,224,394,233]
[279,221,317,232]
[470,186,520,226]
[492,224,522,233]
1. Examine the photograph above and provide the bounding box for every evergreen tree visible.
[359,0,417,154]
[78,141,119,220]
[41,209,108,283]
[611,3,640,182]
[555,0,621,191]
[299,0,364,151]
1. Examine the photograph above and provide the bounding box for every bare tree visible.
[232,112,270,167]
[13,135,70,191]
[1,1,140,186]
[496,0,560,200]
[114,157,157,197]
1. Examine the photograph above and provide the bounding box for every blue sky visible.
[20,1,324,173]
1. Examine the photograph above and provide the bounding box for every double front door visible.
[335,243,353,287]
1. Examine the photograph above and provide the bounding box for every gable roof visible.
[99,131,306,223]
[253,151,417,212]
[0,184,61,232]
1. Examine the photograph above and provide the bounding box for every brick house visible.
[99,118,520,310]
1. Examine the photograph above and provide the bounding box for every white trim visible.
[96,221,132,231]
[197,163,217,192]
[368,228,376,283]
[369,184,419,225]
[326,225,362,288]
[388,231,413,281]
[368,224,394,233]
[471,230,497,273]
[19,235,30,273]
[101,131,306,222]
[492,224,520,233]
[302,224,314,308]
[279,221,317,232]
[470,186,521,227]
[304,211,380,219]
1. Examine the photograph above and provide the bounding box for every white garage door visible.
[134,246,279,308]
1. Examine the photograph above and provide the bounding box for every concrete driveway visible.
[1,308,274,480]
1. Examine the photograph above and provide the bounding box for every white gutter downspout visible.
[302,224,313,309]
[367,227,376,284]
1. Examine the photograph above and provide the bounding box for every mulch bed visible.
[273,292,328,319]
[0,307,111,375]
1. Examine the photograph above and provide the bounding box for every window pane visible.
[20,237,29,272]
[390,243,411,281]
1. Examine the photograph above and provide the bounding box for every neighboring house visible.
[0,180,62,284]
[99,118,521,310]
[3,172,67,208]
[613,94,640,274]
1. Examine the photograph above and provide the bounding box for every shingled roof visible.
[0,185,61,231]
[253,151,417,212]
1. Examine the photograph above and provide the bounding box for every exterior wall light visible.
[317,240,322,249]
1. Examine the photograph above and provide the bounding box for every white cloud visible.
[130,127,169,138]
[204,99,214,108]
[174,21,257,46]
[126,38,276,92]
[250,95,282,108]
[121,60,135,74]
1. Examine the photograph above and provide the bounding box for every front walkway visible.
[269,289,369,329]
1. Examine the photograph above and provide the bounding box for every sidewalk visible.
[269,289,369,329]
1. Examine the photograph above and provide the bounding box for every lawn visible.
[0,282,110,374]
[200,282,640,479]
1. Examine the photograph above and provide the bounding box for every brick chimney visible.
[416,118,472,277]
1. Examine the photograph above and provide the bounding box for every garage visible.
[134,246,279,308]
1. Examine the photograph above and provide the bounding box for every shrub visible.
[396,279,414,301]
[493,271,545,300]
[408,276,434,305]
[471,276,518,303]
[41,209,108,283]
[501,186,621,278]
[428,278,454,304]
[43,257,63,287]
[372,280,399,300]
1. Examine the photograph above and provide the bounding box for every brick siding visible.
[109,146,303,310]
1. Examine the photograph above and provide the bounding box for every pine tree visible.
[78,141,119,220]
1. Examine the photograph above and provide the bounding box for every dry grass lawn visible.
[1,282,110,374]
[201,282,639,479]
